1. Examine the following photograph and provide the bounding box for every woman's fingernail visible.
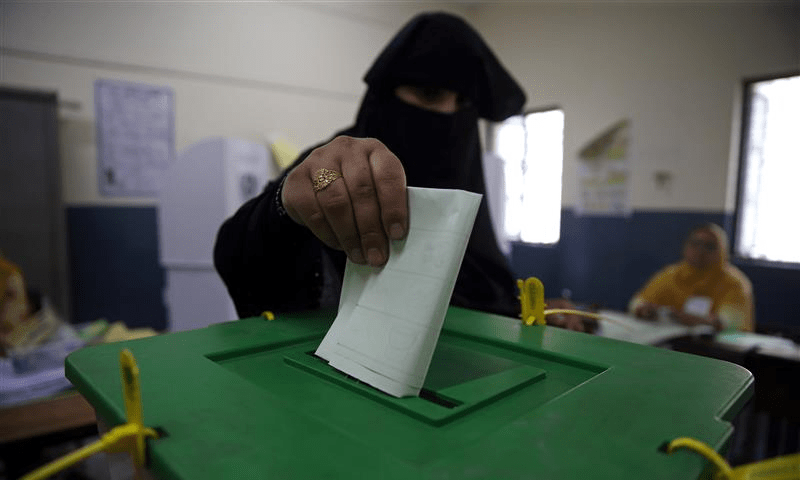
[390,223,405,240]
[350,249,366,264]
[367,248,385,266]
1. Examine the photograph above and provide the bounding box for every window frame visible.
[733,70,800,268]
[486,105,565,246]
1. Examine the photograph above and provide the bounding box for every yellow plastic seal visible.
[21,349,158,480]
[667,436,800,480]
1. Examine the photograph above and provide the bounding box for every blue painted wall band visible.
[66,206,799,331]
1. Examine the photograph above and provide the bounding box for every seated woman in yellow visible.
[629,223,754,331]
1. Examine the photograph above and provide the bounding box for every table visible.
[0,391,98,478]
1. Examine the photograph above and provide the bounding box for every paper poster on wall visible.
[576,119,631,216]
[95,78,175,197]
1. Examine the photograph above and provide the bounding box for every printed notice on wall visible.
[95,79,175,197]
[577,119,631,216]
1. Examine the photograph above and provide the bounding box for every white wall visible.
[2,2,797,211]
[1,2,472,206]
[474,2,799,212]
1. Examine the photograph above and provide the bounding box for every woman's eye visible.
[418,87,445,102]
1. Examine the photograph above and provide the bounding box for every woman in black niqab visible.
[342,12,526,316]
[214,12,527,318]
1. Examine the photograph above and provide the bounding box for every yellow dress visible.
[1,255,32,351]
[629,225,754,331]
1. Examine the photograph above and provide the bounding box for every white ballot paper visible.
[315,187,482,397]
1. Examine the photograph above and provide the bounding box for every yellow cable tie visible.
[543,309,636,330]
[20,439,110,480]
[20,349,158,480]
[668,436,800,480]
[517,277,634,330]
[517,277,546,326]
[726,452,800,479]
[666,437,733,478]
[544,308,604,320]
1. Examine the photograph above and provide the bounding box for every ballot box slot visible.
[417,389,461,409]
[303,350,463,409]
[283,344,547,426]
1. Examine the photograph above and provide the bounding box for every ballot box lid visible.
[66,307,752,480]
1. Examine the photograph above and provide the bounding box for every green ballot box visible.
[66,307,752,479]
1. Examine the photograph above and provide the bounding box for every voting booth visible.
[65,307,753,480]
[157,137,276,332]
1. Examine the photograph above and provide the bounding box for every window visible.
[735,74,800,264]
[490,108,564,245]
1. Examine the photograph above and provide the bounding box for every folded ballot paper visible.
[316,187,481,397]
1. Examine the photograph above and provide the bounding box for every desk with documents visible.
[595,309,714,346]
[65,307,753,480]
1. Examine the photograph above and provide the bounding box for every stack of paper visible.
[316,187,481,397]
[597,310,713,345]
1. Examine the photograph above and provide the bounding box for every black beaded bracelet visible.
[274,174,289,218]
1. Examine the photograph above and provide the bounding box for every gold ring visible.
[312,168,343,193]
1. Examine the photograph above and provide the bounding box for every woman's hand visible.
[281,136,408,267]
[545,297,586,332]
[673,311,723,331]
[633,302,659,320]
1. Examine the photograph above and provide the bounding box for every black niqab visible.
[364,12,526,122]
[339,12,526,316]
